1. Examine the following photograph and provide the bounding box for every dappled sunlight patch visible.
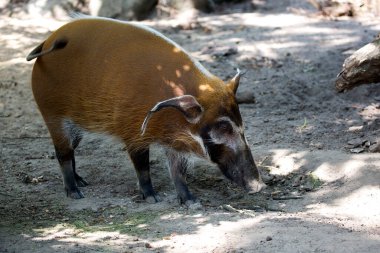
[153,214,266,251]
[313,159,364,182]
[2,34,31,50]
[0,16,65,68]
[0,57,30,67]
[27,222,151,251]
[32,223,125,241]
[4,15,65,32]
[238,41,304,58]
[203,13,314,29]
[266,149,308,175]
[32,224,76,241]
[159,212,208,225]
[359,103,380,121]
[306,185,380,230]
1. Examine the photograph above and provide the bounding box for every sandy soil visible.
[1,1,380,252]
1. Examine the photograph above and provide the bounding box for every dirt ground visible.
[1,1,380,252]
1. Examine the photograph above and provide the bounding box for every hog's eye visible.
[214,120,233,134]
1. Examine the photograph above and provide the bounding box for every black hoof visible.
[178,193,196,205]
[143,191,162,203]
[66,188,84,199]
[145,194,162,203]
[75,175,89,187]
[185,199,202,210]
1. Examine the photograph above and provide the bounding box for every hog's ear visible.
[141,95,203,135]
[227,68,242,94]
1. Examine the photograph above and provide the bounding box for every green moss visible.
[308,173,323,189]
[70,210,161,236]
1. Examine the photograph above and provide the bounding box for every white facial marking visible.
[188,132,208,158]
[210,117,246,153]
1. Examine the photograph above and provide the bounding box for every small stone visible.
[348,125,363,132]
[236,91,256,104]
[266,236,272,241]
[310,142,323,149]
[350,147,365,154]
[187,201,203,210]
[347,138,366,148]
[211,46,238,57]
[145,242,153,248]
[369,143,380,153]
[22,175,32,184]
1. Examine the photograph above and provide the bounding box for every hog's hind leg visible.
[47,119,85,199]
[71,133,88,187]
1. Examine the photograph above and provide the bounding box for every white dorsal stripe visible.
[128,21,214,78]
[80,16,214,78]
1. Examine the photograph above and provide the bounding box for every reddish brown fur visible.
[30,18,238,156]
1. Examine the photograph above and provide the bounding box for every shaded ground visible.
[1,1,380,252]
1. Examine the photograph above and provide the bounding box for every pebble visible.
[236,91,256,104]
[369,142,380,153]
[187,201,203,210]
[348,125,363,132]
[310,142,324,149]
[347,138,366,148]
[350,147,365,154]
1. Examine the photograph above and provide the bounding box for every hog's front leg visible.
[129,148,161,203]
[166,149,197,205]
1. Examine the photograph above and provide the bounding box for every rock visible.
[348,125,363,132]
[347,138,366,148]
[365,118,380,131]
[236,90,256,104]
[369,142,380,153]
[187,201,203,210]
[89,0,158,20]
[163,0,214,13]
[350,147,365,154]
[266,236,273,241]
[22,175,33,184]
[145,242,153,248]
[212,46,238,57]
[310,141,324,149]
[203,45,238,57]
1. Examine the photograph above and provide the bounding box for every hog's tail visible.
[26,38,68,61]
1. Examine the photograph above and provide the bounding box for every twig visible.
[259,165,278,171]
[222,204,256,217]
[272,195,304,200]
[265,206,285,212]
[258,156,269,166]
